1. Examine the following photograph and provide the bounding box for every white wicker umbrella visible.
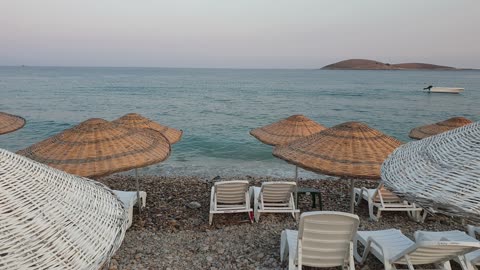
[382,121,480,221]
[0,148,128,269]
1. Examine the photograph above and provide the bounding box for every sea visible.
[0,66,479,179]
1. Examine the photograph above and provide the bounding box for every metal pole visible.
[135,168,141,211]
[295,166,298,209]
[350,178,355,213]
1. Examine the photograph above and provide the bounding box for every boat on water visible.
[423,85,464,94]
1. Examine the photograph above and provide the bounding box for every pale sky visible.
[1,0,479,68]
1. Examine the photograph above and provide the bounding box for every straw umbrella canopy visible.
[0,112,26,135]
[383,121,480,222]
[0,148,128,269]
[113,113,183,144]
[17,118,171,208]
[273,121,402,212]
[17,118,171,178]
[409,116,472,140]
[250,114,326,206]
[250,114,326,146]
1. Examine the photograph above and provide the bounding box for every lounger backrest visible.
[373,183,401,203]
[297,211,359,268]
[392,240,480,265]
[214,180,249,204]
[260,182,296,203]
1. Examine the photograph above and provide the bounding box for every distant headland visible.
[321,59,461,70]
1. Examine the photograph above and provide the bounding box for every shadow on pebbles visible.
[98,175,466,270]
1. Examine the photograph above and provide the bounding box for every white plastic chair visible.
[414,228,480,269]
[112,190,147,229]
[354,229,480,270]
[249,182,300,222]
[209,180,252,225]
[354,182,426,222]
[280,211,360,270]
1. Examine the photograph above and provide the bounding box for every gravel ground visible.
[99,175,466,270]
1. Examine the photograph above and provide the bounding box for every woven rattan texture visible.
[0,148,128,269]
[17,118,171,178]
[409,116,472,140]
[0,112,26,135]
[273,122,402,179]
[383,121,480,222]
[113,113,183,144]
[250,115,326,146]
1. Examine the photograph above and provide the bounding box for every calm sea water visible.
[0,67,479,178]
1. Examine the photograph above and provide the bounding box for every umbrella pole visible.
[135,169,141,212]
[350,178,355,213]
[295,166,298,209]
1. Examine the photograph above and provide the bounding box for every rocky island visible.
[322,59,458,70]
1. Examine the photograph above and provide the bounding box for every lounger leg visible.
[253,189,260,222]
[347,242,355,270]
[368,199,379,221]
[376,208,382,220]
[280,230,288,262]
[434,261,452,270]
[209,213,213,225]
[460,256,474,270]
[354,190,362,206]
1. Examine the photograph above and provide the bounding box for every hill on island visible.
[322,59,457,70]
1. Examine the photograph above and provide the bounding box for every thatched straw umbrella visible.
[250,114,326,205]
[250,114,326,146]
[17,118,171,207]
[113,113,183,144]
[383,121,480,222]
[0,112,26,135]
[0,148,128,269]
[273,122,402,213]
[409,116,472,140]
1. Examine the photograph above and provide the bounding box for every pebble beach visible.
[98,175,465,270]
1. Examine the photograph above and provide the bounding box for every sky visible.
[1,0,479,69]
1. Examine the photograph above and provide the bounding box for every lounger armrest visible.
[354,188,367,205]
[363,236,391,264]
[210,186,215,211]
[467,225,480,238]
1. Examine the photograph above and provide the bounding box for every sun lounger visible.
[280,211,359,270]
[249,182,300,222]
[209,180,252,225]
[415,229,480,269]
[354,229,480,270]
[113,190,147,229]
[354,183,425,222]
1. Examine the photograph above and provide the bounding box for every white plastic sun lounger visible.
[280,211,360,270]
[249,182,300,222]
[415,229,480,269]
[209,180,252,225]
[354,229,480,270]
[354,183,425,222]
[113,190,147,229]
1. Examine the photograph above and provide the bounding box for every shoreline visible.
[99,175,464,270]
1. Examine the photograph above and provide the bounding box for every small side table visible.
[297,187,323,210]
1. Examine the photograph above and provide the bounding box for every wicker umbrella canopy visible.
[113,113,183,144]
[0,148,128,269]
[250,114,326,146]
[17,118,171,178]
[409,116,472,140]
[383,121,480,222]
[0,112,26,135]
[273,121,402,212]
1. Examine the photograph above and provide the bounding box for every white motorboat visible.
[423,86,464,94]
